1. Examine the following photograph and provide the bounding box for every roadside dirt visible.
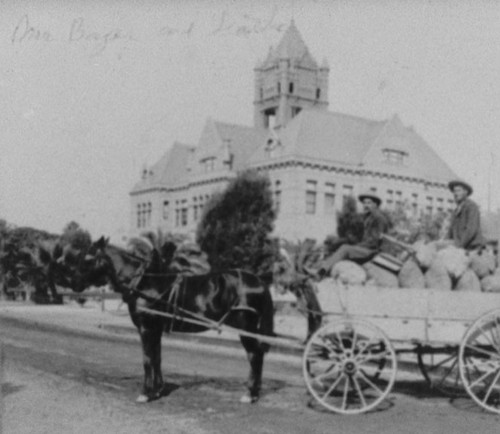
[2,361,210,434]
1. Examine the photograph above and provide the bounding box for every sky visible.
[2,0,500,243]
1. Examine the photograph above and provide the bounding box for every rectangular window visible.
[436,197,444,214]
[193,197,198,221]
[146,202,152,226]
[411,193,418,215]
[426,196,433,216]
[306,180,317,214]
[163,201,169,220]
[181,200,188,226]
[386,189,394,209]
[324,183,336,214]
[137,204,141,228]
[342,185,353,206]
[395,191,403,207]
[274,180,281,213]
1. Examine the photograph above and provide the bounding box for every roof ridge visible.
[213,120,268,132]
[323,110,387,125]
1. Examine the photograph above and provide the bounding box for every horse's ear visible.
[53,243,63,260]
[161,241,177,265]
[95,236,108,250]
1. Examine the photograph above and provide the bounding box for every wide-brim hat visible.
[448,180,473,196]
[358,193,382,206]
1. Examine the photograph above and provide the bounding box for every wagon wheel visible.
[417,346,465,396]
[303,318,397,414]
[459,309,500,414]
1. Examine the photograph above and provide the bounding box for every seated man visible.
[317,193,390,277]
[446,180,485,250]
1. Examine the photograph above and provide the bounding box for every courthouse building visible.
[130,22,457,242]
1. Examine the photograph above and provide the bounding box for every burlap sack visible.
[398,258,425,289]
[469,250,496,279]
[436,246,470,279]
[413,241,437,270]
[363,262,399,288]
[424,258,452,290]
[481,275,500,292]
[331,260,367,285]
[454,268,481,292]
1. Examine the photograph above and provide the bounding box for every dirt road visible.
[1,318,500,434]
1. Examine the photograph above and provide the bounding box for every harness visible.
[124,267,260,332]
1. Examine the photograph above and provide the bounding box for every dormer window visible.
[265,137,281,158]
[292,107,302,118]
[201,157,216,172]
[383,148,407,165]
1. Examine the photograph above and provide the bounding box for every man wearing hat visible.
[316,192,390,277]
[446,180,484,250]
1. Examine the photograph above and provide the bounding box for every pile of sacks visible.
[330,242,500,292]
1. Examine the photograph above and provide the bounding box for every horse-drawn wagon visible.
[67,237,500,416]
[303,281,500,414]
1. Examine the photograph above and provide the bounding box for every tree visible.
[324,196,365,256]
[61,221,91,251]
[385,201,449,243]
[196,170,278,280]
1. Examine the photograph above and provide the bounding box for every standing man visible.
[317,193,390,277]
[447,180,484,250]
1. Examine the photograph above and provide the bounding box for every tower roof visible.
[261,21,318,68]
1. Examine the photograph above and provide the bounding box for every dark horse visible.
[72,237,274,404]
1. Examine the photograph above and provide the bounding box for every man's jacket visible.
[447,198,484,250]
[359,208,390,250]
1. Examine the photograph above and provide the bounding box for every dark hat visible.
[358,193,382,207]
[448,180,473,196]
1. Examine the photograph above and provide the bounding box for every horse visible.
[71,237,275,404]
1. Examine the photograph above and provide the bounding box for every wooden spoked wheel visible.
[417,347,464,396]
[459,309,500,414]
[302,319,397,414]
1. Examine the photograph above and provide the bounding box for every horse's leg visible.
[151,322,164,397]
[128,299,164,403]
[233,310,265,403]
[136,320,163,403]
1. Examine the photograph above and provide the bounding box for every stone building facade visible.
[130,22,457,242]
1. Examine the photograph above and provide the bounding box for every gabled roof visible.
[130,142,194,193]
[193,118,268,173]
[213,121,268,171]
[247,109,458,183]
[362,115,457,182]
[261,21,318,69]
[247,109,385,166]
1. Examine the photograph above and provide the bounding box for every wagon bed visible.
[302,279,500,414]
